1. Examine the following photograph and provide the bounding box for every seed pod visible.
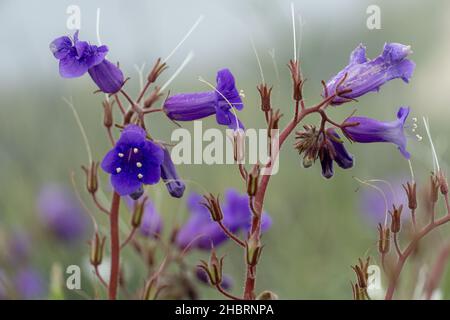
[197,249,224,286]
[90,232,106,267]
[257,84,272,112]
[201,193,223,222]
[246,232,263,267]
[131,197,147,228]
[389,205,403,233]
[81,162,99,194]
[377,224,390,254]
[247,164,260,197]
[402,181,417,210]
[102,100,113,129]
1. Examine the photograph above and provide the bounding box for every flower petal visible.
[59,55,89,78]
[88,59,124,94]
[111,172,142,196]
[101,148,119,173]
[50,36,73,59]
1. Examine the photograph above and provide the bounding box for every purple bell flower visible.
[176,190,272,251]
[324,43,415,105]
[319,129,354,179]
[163,69,244,130]
[50,31,124,94]
[343,106,411,159]
[101,125,164,196]
[161,146,185,198]
[14,268,46,300]
[37,185,88,243]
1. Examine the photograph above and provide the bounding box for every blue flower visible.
[163,69,244,130]
[343,106,411,159]
[319,129,354,179]
[324,43,415,105]
[161,146,185,198]
[50,31,124,93]
[101,125,164,196]
[176,190,272,250]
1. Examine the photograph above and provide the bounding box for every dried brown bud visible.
[402,181,417,210]
[233,130,246,163]
[288,59,303,101]
[131,197,148,228]
[89,232,106,267]
[430,174,440,203]
[377,223,390,254]
[268,109,283,137]
[201,193,223,222]
[81,162,99,194]
[247,164,260,197]
[351,257,370,291]
[257,84,273,112]
[351,283,369,300]
[197,249,224,286]
[389,205,403,233]
[147,58,168,84]
[438,171,449,195]
[102,100,113,128]
[294,125,322,167]
[246,232,263,267]
[143,87,163,109]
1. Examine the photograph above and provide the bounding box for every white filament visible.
[96,8,102,46]
[250,36,265,84]
[422,116,440,172]
[354,177,389,226]
[291,2,297,62]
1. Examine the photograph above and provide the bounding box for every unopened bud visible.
[377,224,390,254]
[246,233,263,267]
[257,84,272,112]
[197,249,224,286]
[247,164,260,197]
[90,232,106,267]
[102,100,113,128]
[233,130,246,163]
[402,181,417,210]
[201,193,223,222]
[430,174,440,203]
[131,197,148,228]
[256,290,279,300]
[81,162,99,194]
[389,205,403,233]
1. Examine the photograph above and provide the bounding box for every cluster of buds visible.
[257,83,272,113]
[389,205,403,233]
[246,232,263,267]
[131,197,148,229]
[294,125,322,168]
[288,59,303,102]
[81,161,99,195]
[201,193,223,222]
[351,257,371,300]
[247,164,260,197]
[377,224,390,254]
[90,231,106,267]
[197,249,224,287]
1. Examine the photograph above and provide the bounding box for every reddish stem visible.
[108,192,121,300]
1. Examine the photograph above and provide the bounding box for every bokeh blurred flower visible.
[127,197,163,238]
[37,185,88,243]
[176,189,272,250]
[359,179,408,225]
[14,268,46,300]
[160,146,185,198]
[343,106,410,159]
[8,231,31,264]
[324,43,415,105]
[195,268,233,290]
[101,125,164,196]
[163,69,244,130]
[50,31,124,93]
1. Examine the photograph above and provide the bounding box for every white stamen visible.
[160,51,195,93]
[133,148,139,154]
[412,117,418,122]
[137,173,143,179]
[163,15,204,64]
[136,162,142,168]
[118,153,124,158]
[116,167,122,173]
[416,134,423,141]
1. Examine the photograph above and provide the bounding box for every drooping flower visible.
[324,43,415,105]
[160,146,185,198]
[50,31,124,94]
[163,69,244,130]
[101,125,164,196]
[37,185,88,243]
[343,106,411,159]
[14,268,46,300]
[176,190,272,250]
[127,197,163,238]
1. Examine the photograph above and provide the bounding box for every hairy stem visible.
[108,192,121,300]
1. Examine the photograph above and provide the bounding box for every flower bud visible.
[256,290,279,300]
[89,232,106,267]
[102,100,113,129]
[233,130,246,163]
[247,164,260,197]
[257,84,272,112]
[402,181,417,210]
[389,205,403,233]
[246,232,263,267]
[377,223,390,254]
[201,194,223,222]
[81,162,99,194]
[197,249,224,286]
[131,197,148,229]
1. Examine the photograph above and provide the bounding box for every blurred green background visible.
[1,0,450,299]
